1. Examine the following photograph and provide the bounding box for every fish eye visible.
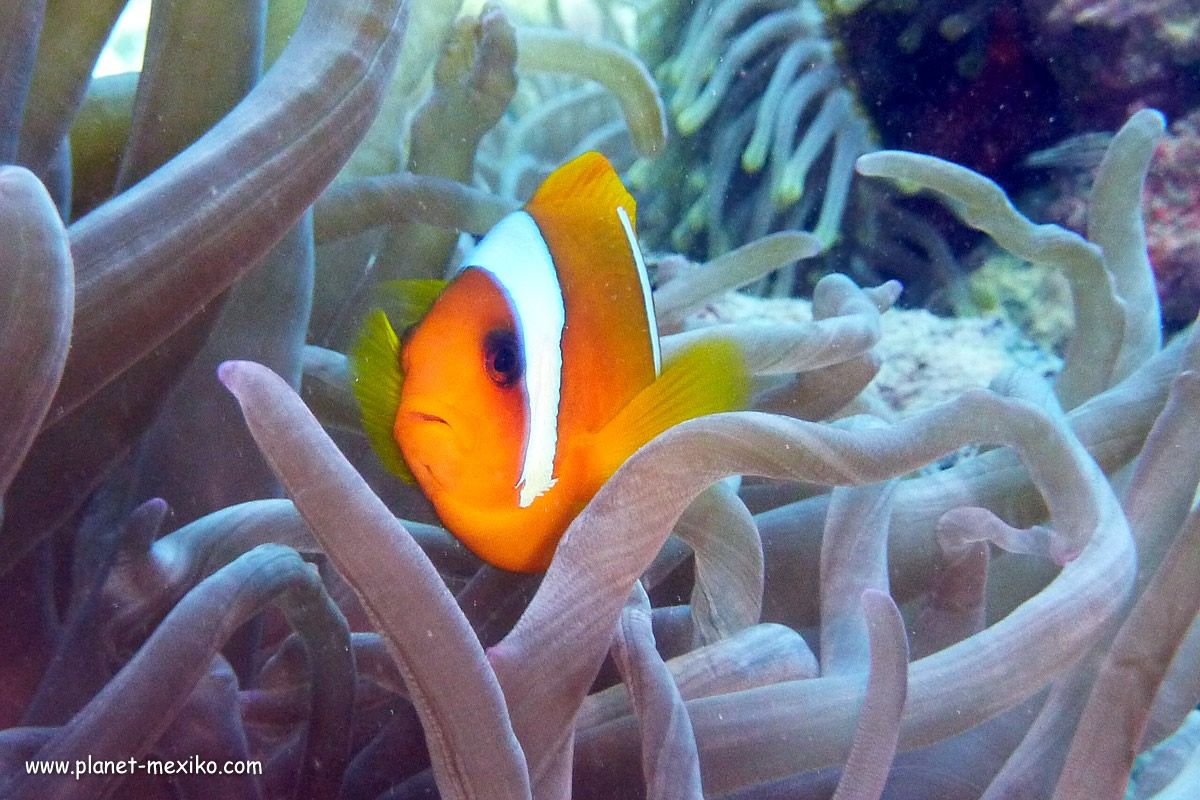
[484,329,523,387]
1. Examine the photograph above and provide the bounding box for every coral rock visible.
[686,289,1061,415]
[1145,108,1200,322]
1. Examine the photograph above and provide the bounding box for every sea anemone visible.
[631,0,873,261]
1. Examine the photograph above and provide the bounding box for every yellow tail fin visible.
[592,338,749,480]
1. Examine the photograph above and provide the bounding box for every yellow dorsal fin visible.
[348,309,414,482]
[591,338,749,481]
[526,151,636,228]
[375,279,448,332]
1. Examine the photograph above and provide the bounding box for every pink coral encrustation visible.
[1145,109,1200,322]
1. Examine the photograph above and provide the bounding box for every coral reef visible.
[0,3,1196,800]
[1036,0,1200,125]
[828,0,1200,181]
[1047,0,1200,62]
[1144,109,1200,323]
[962,252,1075,355]
[678,283,1062,415]
[821,0,1199,319]
[826,0,1067,179]
[1035,109,1200,326]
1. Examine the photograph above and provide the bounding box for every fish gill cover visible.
[0,1,1197,799]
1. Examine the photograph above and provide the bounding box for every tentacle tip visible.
[142,497,169,515]
[676,109,705,135]
[934,506,988,557]
[480,1,507,23]
[1127,107,1166,135]
[854,152,884,175]
[121,497,170,555]
[216,360,245,388]
[775,181,802,208]
[796,231,826,256]
[741,152,766,173]
[218,359,274,390]
[0,166,23,190]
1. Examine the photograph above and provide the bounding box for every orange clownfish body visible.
[350,152,748,572]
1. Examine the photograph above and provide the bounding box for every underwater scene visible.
[1,0,1199,798]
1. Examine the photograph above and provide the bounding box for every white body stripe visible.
[617,206,661,376]
[459,211,564,508]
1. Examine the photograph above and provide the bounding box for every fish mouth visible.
[397,398,475,456]
[398,398,458,430]
[405,410,449,426]
[395,407,458,491]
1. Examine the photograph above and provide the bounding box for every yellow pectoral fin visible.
[348,309,415,482]
[375,278,449,331]
[592,338,749,481]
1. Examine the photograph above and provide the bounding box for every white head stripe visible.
[459,211,564,508]
[617,205,661,376]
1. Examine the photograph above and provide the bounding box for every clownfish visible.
[349,152,748,572]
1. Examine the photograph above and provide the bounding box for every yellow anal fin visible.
[348,309,414,482]
[592,338,749,481]
[375,279,448,332]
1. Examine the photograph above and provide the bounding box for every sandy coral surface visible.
[687,289,1062,414]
